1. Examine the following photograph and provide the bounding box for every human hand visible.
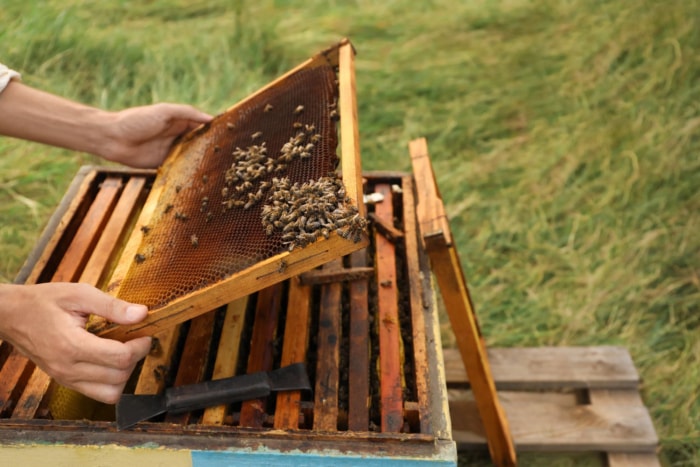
[0,283,152,404]
[101,103,213,168]
[0,82,213,168]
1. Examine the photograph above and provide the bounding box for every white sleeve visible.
[0,63,22,93]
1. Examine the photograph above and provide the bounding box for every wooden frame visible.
[89,39,368,342]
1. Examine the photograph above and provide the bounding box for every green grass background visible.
[1,1,698,465]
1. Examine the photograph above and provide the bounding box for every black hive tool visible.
[116,362,311,430]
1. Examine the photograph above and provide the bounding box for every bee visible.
[264,103,274,112]
[305,124,316,132]
[175,185,182,193]
[134,253,146,264]
[293,105,304,115]
[311,134,322,143]
[202,174,209,184]
[251,131,263,140]
[221,187,229,197]
[191,234,199,247]
[292,122,303,129]
[277,260,288,273]
[201,196,209,204]
[226,122,234,130]
[175,211,188,221]
[140,225,151,235]
[206,211,213,223]
[329,109,339,121]
[164,203,174,214]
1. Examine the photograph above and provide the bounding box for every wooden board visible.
[239,284,283,428]
[201,297,248,425]
[401,175,433,436]
[312,259,343,432]
[409,137,516,466]
[164,311,217,425]
[444,346,640,390]
[447,346,659,463]
[373,184,403,433]
[346,249,370,432]
[273,278,311,430]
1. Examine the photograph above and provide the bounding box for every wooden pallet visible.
[445,346,660,466]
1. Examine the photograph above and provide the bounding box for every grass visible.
[1,0,699,465]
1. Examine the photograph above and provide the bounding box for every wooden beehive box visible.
[0,166,457,466]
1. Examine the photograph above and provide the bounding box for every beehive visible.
[1,166,456,466]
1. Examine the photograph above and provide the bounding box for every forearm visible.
[0,284,23,343]
[0,81,116,158]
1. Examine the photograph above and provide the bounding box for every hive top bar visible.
[89,39,368,341]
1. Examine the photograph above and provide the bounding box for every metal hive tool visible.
[89,39,367,342]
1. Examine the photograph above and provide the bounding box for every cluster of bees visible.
[261,174,367,251]
[133,102,353,265]
[220,123,322,213]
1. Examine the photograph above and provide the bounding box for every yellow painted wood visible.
[0,444,191,467]
[339,40,364,217]
[201,297,249,425]
[92,233,368,342]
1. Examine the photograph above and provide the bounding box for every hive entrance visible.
[89,40,367,341]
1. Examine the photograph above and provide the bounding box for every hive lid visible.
[89,39,367,341]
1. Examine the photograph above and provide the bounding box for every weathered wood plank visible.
[134,328,181,396]
[607,452,662,467]
[312,259,343,432]
[401,175,433,435]
[374,184,403,433]
[0,351,35,416]
[80,176,147,288]
[10,366,52,420]
[410,137,516,466]
[347,249,370,432]
[444,346,640,390]
[239,284,283,428]
[450,389,658,453]
[51,176,123,283]
[21,168,99,285]
[298,267,374,286]
[164,311,217,425]
[201,297,249,425]
[273,277,312,430]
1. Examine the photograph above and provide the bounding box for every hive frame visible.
[89,39,367,341]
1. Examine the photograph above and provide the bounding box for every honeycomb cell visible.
[117,64,340,310]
